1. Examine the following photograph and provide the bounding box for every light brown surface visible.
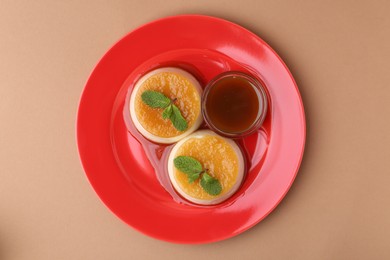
[1,0,389,259]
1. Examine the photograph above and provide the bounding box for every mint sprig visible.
[173,156,222,195]
[141,90,188,131]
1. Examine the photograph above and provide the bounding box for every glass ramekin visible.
[202,71,268,138]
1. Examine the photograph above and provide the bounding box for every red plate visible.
[77,15,305,244]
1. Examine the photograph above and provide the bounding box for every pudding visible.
[129,67,203,144]
[167,130,245,205]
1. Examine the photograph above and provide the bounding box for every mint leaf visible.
[174,156,202,183]
[170,104,188,131]
[174,156,202,175]
[200,172,222,195]
[141,90,170,108]
[173,156,202,183]
[162,104,173,119]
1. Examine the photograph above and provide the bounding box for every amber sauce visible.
[205,76,260,133]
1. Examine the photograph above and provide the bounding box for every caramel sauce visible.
[205,76,260,133]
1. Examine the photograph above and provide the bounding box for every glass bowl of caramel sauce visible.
[202,71,268,138]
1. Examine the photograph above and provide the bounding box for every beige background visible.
[1,0,389,259]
